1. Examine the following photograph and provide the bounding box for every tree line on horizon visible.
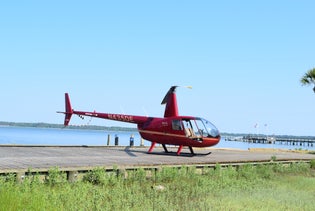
[0,121,137,132]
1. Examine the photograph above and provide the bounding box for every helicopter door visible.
[183,119,199,139]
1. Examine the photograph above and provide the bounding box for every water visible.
[0,126,314,150]
[0,126,144,146]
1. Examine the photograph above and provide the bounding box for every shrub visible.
[82,168,107,185]
[238,164,257,180]
[45,167,67,186]
[256,164,273,179]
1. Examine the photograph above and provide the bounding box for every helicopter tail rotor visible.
[57,93,73,126]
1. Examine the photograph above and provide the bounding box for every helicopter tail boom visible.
[57,93,151,126]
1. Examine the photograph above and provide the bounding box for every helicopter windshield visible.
[194,118,220,138]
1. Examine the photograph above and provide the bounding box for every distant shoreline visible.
[0,121,137,132]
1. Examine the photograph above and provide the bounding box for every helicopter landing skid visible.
[153,145,211,156]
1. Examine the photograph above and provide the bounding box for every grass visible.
[0,162,315,210]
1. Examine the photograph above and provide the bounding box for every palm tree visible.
[300,68,315,93]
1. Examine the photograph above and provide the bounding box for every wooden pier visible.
[224,135,315,147]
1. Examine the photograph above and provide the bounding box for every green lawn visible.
[1,162,314,210]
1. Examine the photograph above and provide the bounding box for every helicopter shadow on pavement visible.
[121,146,138,157]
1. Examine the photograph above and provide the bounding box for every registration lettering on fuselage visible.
[108,114,134,122]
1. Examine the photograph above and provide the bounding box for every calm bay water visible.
[0,126,142,146]
[0,126,314,150]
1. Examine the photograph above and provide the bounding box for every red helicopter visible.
[58,86,220,155]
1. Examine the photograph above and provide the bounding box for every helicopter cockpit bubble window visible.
[195,118,220,138]
[172,119,183,130]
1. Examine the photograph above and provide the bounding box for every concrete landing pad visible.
[0,146,314,173]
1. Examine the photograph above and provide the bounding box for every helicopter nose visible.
[203,136,220,147]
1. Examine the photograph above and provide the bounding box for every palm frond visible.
[300,77,310,85]
[301,68,315,86]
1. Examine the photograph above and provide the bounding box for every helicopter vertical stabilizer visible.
[161,86,179,117]
[63,93,73,126]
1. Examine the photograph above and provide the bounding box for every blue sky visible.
[0,1,314,136]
